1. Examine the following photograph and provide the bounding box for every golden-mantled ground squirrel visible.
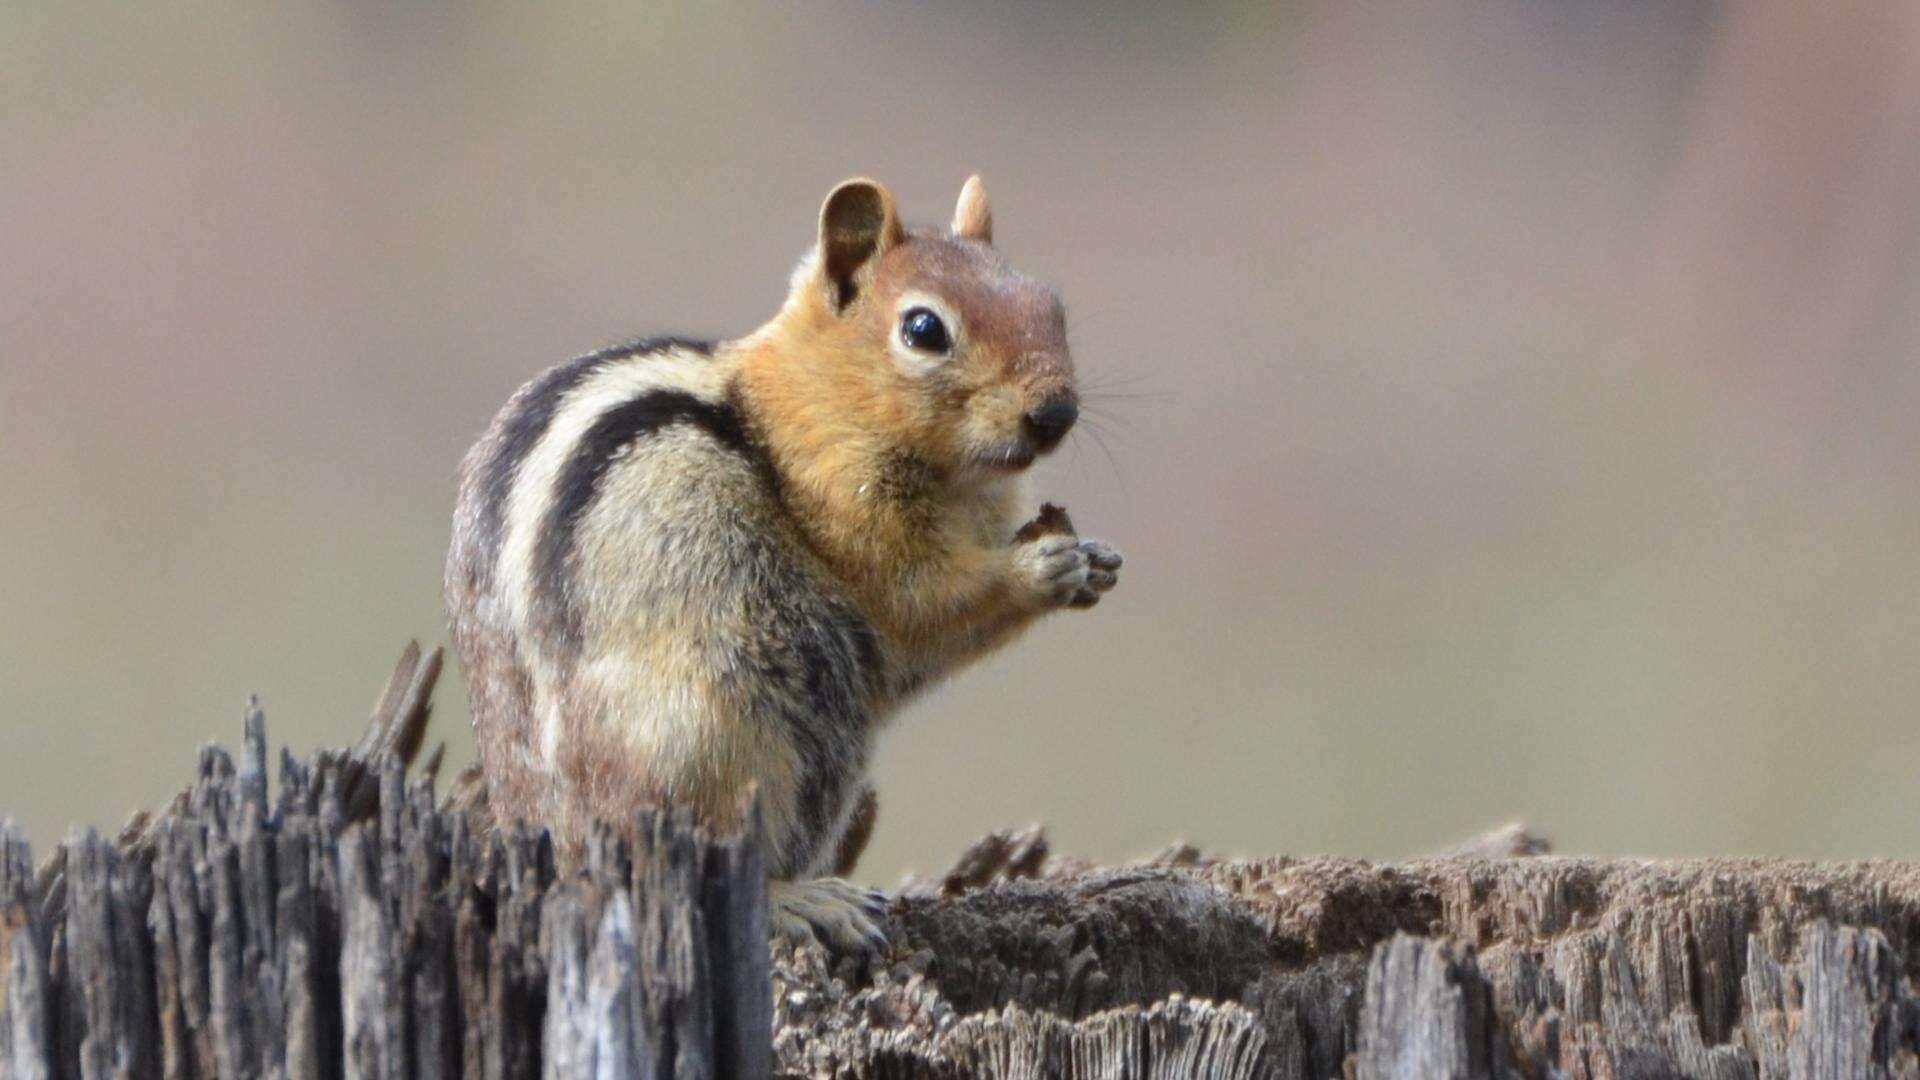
[445,176,1121,950]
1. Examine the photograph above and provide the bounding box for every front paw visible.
[770,877,890,955]
[1065,538,1123,608]
[1012,504,1123,610]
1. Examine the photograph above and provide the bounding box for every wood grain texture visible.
[4,647,1920,1077]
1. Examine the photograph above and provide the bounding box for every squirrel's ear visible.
[951,174,992,244]
[817,178,903,311]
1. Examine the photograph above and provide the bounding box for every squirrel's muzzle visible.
[1022,396,1078,452]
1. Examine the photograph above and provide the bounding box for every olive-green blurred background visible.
[5,4,1918,882]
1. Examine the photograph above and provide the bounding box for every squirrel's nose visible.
[1023,398,1078,449]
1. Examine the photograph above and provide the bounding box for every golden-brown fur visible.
[445,177,1120,951]
[738,182,1087,691]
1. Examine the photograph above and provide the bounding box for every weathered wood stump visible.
[5,647,1920,1078]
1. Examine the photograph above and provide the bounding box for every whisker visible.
[1071,422,1127,492]
[1080,389,1175,405]
[1065,428,1092,485]
[1077,370,1162,392]
[1077,408,1141,438]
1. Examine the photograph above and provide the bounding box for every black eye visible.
[900,307,951,353]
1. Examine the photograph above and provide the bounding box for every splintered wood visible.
[4,678,1920,1076]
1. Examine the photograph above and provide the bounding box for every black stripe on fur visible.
[468,337,711,593]
[532,387,747,650]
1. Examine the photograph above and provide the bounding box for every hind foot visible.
[770,877,889,954]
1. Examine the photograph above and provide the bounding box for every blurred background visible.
[5,3,1918,882]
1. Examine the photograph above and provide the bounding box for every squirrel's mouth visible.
[971,438,1039,472]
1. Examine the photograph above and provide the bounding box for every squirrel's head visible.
[760,176,1077,477]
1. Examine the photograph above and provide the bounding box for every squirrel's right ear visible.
[951,175,992,244]
[816,178,903,312]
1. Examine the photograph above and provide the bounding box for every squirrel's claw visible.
[1065,540,1121,608]
[1081,541,1123,572]
[1016,529,1123,610]
[771,877,891,955]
